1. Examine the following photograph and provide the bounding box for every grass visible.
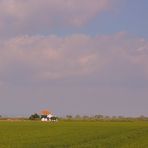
[0,120,148,148]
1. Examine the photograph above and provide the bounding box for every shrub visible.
[41,115,47,118]
[50,116,58,121]
[29,113,40,120]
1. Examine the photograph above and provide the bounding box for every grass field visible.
[0,121,148,148]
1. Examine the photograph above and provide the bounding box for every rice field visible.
[0,120,148,148]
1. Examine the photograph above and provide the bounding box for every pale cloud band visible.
[0,0,114,37]
[0,33,148,83]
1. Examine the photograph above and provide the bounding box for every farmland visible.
[0,121,148,148]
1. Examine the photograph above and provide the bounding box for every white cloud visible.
[0,34,103,81]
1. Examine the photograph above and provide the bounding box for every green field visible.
[0,121,148,148]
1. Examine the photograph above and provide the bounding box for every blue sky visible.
[47,0,148,37]
[0,0,148,117]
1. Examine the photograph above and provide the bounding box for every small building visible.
[41,110,57,122]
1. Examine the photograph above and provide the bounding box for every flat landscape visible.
[0,121,148,148]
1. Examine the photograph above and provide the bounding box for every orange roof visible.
[41,109,52,115]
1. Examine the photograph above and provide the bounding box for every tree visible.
[94,114,104,119]
[66,115,73,119]
[50,116,58,121]
[29,113,40,120]
[83,115,89,120]
[75,114,81,119]
[41,114,47,119]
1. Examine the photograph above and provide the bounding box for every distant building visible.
[41,110,57,122]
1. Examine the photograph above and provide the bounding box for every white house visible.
[41,113,57,122]
[41,118,48,122]
[47,113,53,119]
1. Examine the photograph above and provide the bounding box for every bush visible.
[50,116,58,121]
[41,115,47,119]
[66,115,73,119]
[29,113,40,120]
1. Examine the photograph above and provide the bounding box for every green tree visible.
[41,115,47,118]
[29,113,40,120]
[66,115,73,119]
[50,116,58,121]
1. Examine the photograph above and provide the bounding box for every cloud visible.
[0,32,148,84]
[0,34,102,82]
[0,0,114,37]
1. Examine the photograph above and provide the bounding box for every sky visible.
[0,0,148,117]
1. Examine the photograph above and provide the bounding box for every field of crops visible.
[0,120,148,148]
